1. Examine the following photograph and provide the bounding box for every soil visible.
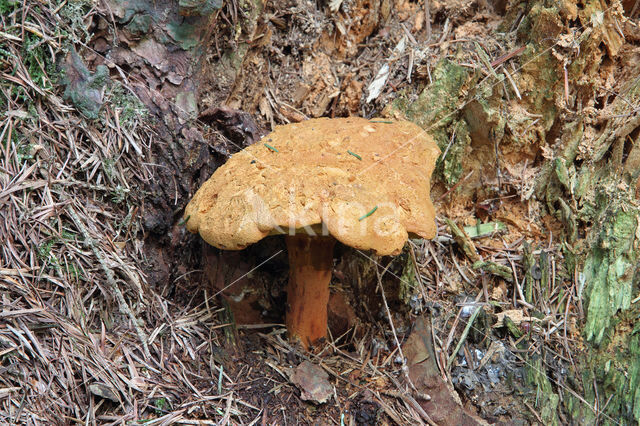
[2,0,639,423]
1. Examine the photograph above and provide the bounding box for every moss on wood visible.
[389,59,471,186]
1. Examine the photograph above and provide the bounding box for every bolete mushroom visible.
[184,117,440,348]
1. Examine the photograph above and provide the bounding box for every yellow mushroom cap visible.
[184,117,440,256]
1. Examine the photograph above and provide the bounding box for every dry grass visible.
[0,0,599,424]
[0,1,222,423]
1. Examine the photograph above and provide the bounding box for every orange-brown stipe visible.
[285,234,336,348]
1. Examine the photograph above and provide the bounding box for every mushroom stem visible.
[285,234,336,348]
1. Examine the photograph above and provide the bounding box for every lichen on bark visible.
[583,202,639,345]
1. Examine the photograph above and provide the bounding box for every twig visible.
[503,68,521,99]
[490,46,525,67]
[439,127,457,165]
[563,63,569,105]
[373,391,408,425]
[631,0,640,18]
[438,171,474,201]
[523,401,543,423]
[375,264,423,398]
[408,241,429,307]
[382,387,437,426]
[438,18,450,44]
[447,297,482,370]
[424,0,432,42]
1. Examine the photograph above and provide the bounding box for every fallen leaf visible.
[88,383,119,402]
[366,63,389,103]
[404,316,489,425]
[291,361,333,404]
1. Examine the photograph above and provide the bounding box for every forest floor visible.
[1,0,639,424]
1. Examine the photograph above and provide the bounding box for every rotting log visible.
[389,0,640,422]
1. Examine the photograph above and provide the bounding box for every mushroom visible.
[184,117,440,348]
